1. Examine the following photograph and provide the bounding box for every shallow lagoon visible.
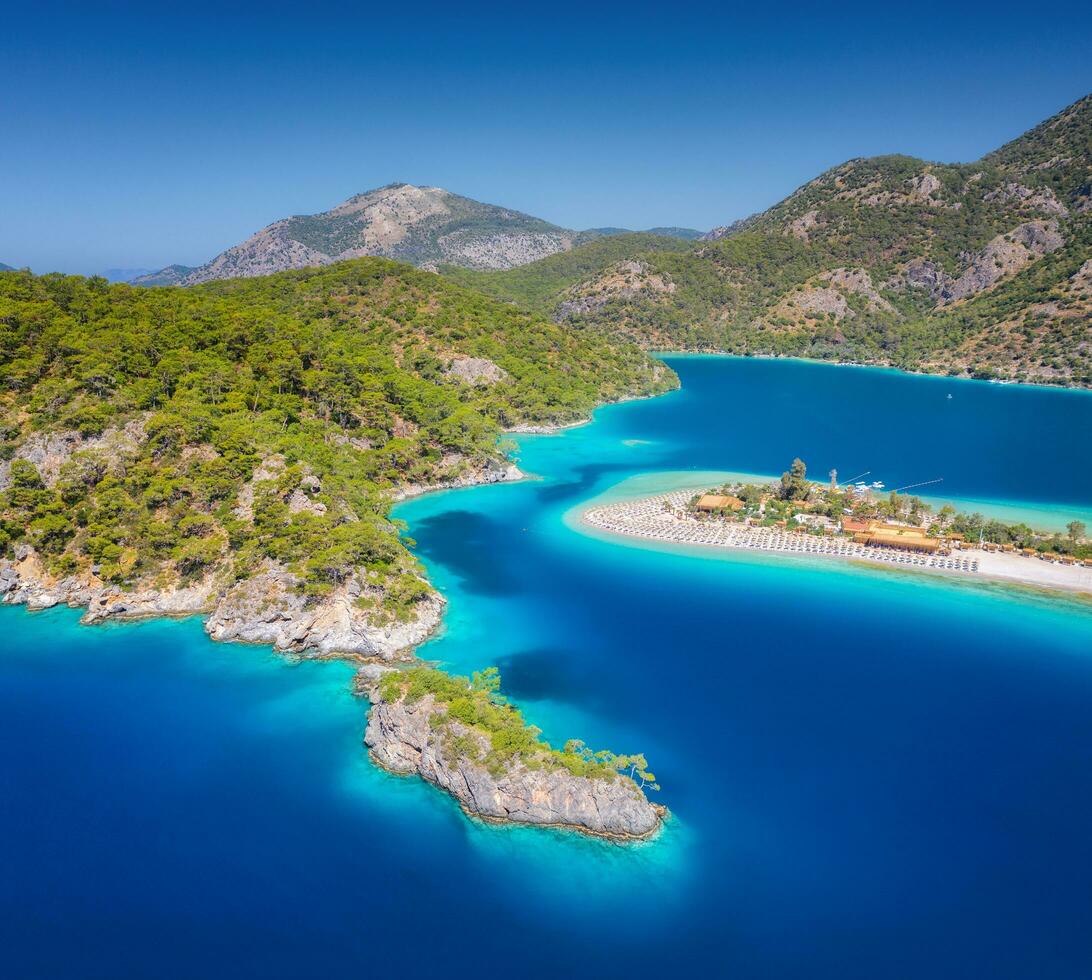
[3,356,1092,979]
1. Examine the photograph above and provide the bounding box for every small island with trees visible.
[357,664,665,840]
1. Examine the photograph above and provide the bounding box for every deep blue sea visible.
[3,356,1092,980]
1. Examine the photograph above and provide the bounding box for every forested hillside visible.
[446,95,1092,386]
[441,232,694,311]
[0,260,672,616]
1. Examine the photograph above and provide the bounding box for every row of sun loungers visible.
[583,492,981,574]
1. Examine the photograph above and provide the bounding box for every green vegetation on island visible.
[377,665,659,788]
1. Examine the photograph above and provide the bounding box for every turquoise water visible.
[3,356,1092,978]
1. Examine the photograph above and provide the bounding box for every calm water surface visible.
[3,356,1091,979]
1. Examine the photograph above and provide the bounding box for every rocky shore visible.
[357,676,665,840]
[392,458,525,501]
[0,421,667,841]
[0,546,443,661]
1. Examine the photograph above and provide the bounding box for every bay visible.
[2,355,1091,979]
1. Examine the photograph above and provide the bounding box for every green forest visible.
[377,665,658,788]
[0,260,672,613]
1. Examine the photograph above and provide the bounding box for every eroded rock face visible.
[983,182,1069,216]
[1,550,442,662]
[789,287,851,319]
[1070,258,1092,295]
[906,172,942,203]
[363,690,663,840]
[0,417,147,490]
[443,356,509,386]
[941,220,1064,303]
[902,258,951,297]
[785,209,823,241]
[901,220,1065,304]
[204,562,443,659]
[392,458,524,501]
[822,268,894,313]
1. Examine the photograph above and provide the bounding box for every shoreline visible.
[580,491,1092,600]
[579,469,1092,536]
[366,745,668,844]
[651,350,1092,394]
[1,421,666,844]
[502,387,677,437]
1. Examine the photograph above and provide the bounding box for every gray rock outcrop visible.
[0,417,148,490]
[362,689,664,840]
[204,563,443,659]
[1,550,442,662]
[941,220,1064,303]
[901,220,1065,304]
[443,356,509,386]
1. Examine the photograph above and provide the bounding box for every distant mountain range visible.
[0,263,14,272]
[133,184,704,286]
[8,96,1089,386]
[446,94,1092,387]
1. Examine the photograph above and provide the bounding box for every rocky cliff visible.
[360,684,664,840]
[0,546,443,661]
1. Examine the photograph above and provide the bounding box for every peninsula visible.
[582,460,1092,598]
[0,260,672,839]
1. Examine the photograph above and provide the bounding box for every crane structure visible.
[891,477,944,494]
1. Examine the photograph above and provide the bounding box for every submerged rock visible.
[361,687,664,840]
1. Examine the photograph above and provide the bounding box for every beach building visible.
[850,520,940,554]
[696,494,744,513]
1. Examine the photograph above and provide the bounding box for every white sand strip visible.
[581,491,1092,597]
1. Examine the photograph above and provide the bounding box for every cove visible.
[3,355,1092,979]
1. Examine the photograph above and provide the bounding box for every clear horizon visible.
[2,0,1089,275]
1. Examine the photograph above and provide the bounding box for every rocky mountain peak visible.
[135,183,580,286]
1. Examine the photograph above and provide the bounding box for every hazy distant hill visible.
[130,264,195,286]
[102,268,155,283]
[646,227,704,240]
[0,263,14,272]
[451,94,1091,386]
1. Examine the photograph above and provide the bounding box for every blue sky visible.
[2,0,1089,275]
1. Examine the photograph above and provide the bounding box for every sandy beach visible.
[582,490,1092,598]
